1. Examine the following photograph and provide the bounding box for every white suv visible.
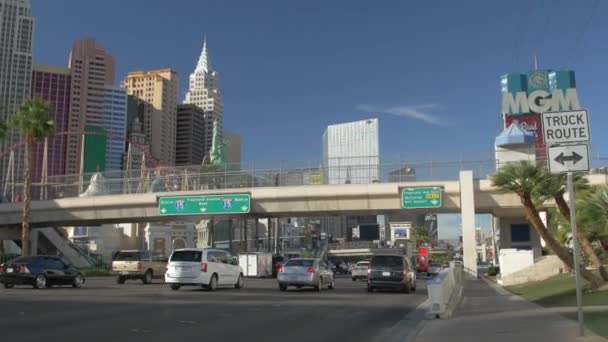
[165,248,244,291]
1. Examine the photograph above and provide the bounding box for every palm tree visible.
[9,98,54,256]
[586,186,608,231]
[536,169,608,281]
[491,161,602,289]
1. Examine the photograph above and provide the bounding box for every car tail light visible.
[201,262,207,272]
[137,262,143,270]
[19,265,30,274]
[307,267,315,273]
[0,264,4,274]
[278,266,283,273]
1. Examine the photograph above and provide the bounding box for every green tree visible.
[536,170,608,281]
[9,98,55,256]
[410,226,430,246]
[491,161,602,289]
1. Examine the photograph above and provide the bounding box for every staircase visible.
[35,228,100,268]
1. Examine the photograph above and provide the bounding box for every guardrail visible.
[427,261,464,319]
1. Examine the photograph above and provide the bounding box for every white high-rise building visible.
[0,0,34,184]
[323,118,379,184]
[184,38,224,157]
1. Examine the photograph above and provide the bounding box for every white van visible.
[165,248,244,291]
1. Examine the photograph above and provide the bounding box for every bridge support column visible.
[460,170,477,277]
[30,229,39,256]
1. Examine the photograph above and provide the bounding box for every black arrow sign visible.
[554,152,583,166]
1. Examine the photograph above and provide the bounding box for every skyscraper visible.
[322,118,379,184]
[65,39,116,175]
[30,64,71,184]
[121,69,178,166]
[175,104,207,166]
[184,38,224,158]
[224,131,241,166]
[0,0,34,183]
[102,86,127,170]
[322,118,380,240]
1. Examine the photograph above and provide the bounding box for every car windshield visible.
[170,251,202,262]
[113,251,140,261]
[284,259,314,267]
[372,256,403,268]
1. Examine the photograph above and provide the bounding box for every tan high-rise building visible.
[121,69,178,166]
[65,38,116,175]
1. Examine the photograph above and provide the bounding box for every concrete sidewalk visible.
[413,278,607,342]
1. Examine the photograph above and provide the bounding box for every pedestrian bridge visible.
[1,174,606,228]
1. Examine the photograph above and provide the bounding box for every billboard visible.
[501,70,579,116]
[390,222,411,241]
[504,114,546,159]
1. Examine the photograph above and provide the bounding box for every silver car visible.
[277,258,335,292]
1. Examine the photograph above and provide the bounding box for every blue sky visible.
[32,0,608,163]
[32,1,605,237]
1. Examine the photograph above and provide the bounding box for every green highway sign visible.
[159,194,251,215]
[401,187,442,209]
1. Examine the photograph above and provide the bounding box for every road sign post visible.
[159,194,251,216]
[567,172,585,337]
[543,109,590,337]
[401,187,442,209]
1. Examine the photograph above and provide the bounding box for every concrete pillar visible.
[459,170,477,277]
[243,218,248,252]
[30,229,39,256]
[228,219,233,253]
[255,219,259,251]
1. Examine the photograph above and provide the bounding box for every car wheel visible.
[208,274,218,291]
[170,283,181,291]
[328,278,335,290]
[402,284,411,294]
[142,270,153,284]
[117,276,125,284]
[352,277,356,282]
[314,278,322,292]
[3,283,14,289]
[367,286,374,293]
[411,280,417,292]
[235,274,244,289]
[279,284,287,292]
[34,274,47,289]
[73,273,85,288]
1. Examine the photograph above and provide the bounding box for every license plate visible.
[178,266,190,271]
[7,268,13,273]
[382,272,391,277]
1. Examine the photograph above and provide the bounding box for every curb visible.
[374,298,429,342]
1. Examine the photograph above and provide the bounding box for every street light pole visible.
[567,171,585,337]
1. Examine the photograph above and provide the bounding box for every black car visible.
[0,255,85,289]
[367,255,416,293]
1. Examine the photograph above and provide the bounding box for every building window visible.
[511,224,530,243]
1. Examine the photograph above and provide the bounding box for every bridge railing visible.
[1,150,607,201]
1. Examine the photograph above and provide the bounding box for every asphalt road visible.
[0,276,427,342]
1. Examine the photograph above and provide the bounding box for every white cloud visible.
[357,103,447,125]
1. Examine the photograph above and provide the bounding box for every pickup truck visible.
[112,250,167,284]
